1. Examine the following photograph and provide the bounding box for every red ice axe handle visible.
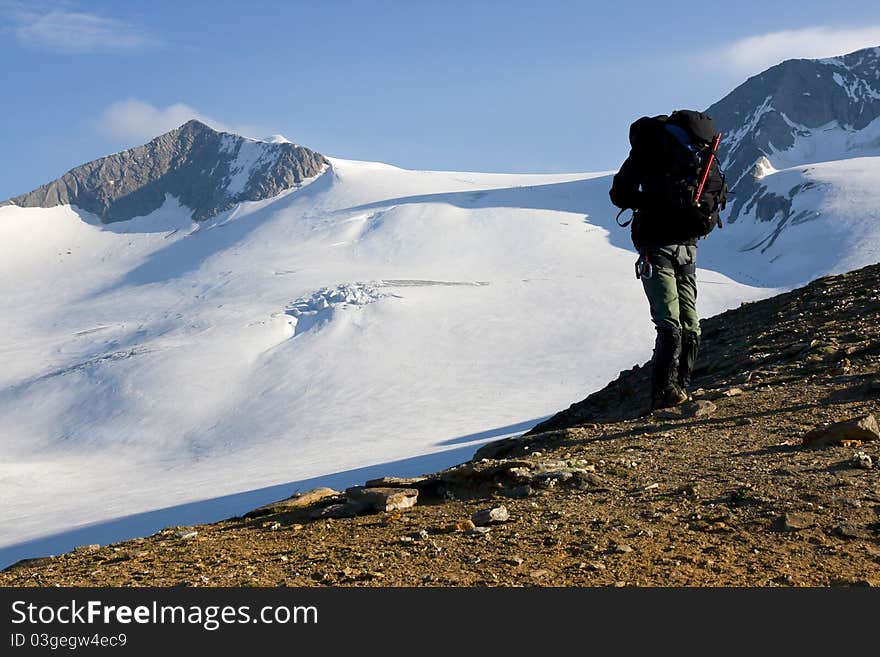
[694,133,722,204]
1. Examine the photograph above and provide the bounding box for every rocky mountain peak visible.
[1,120,329,222]
[707,45,880,223]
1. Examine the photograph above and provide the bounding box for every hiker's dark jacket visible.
[609,114,725,250]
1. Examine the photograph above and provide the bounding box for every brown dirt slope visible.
[3,264,880,587]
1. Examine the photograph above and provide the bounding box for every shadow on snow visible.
[0,416,547,570]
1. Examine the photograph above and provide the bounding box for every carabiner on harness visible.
[635,253,653,280]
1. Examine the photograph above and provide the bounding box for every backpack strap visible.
[665,124,699,153]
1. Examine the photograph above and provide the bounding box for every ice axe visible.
[694,133,722,204]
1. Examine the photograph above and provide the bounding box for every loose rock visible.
[779,512,816,532]
[851,451,873,469]
[471,505,510,526]
[802,414,880,448]
[312,501,365,519]
[364,476,431,489]
[345,487,419,512]
[465,527,491,537]
[654,400,716,420]
[834,524,872,540]
[503,485,534,498]
[245,487,340,518]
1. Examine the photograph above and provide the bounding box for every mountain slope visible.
[3,262,879,586]
[0,152,775,569]
[710,45,880,220]
[1,120,328,221]
[698,46,880,286]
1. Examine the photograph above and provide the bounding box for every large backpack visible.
[626,110,728,245]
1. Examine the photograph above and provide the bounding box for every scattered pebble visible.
[851,451,873,469]
[465,527,491,537]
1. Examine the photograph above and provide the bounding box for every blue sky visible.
[2,0,880,199]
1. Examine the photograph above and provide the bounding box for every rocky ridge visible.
[0,120,329,222]
[707,45,880,233]
[2,263,880,587]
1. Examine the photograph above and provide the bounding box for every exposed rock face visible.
[706,46,880,226]
[1,120,329,222]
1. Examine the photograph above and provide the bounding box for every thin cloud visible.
[718,26,880,77]
[96,99,260,145]
[6,4,157,54]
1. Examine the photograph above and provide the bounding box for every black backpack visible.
[625,110,728,244]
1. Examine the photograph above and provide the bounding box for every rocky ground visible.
[3,264,880,587]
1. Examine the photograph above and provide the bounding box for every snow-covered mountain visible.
[2,46,880,569]
[1,120,328,221]
[699,46,880,285]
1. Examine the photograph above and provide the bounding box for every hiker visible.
[609,110,727,410]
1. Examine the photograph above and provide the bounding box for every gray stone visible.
[802,414,880,448]
[834,523,872,540]
[312,501,365,519]
[345,486,419,512]
[532,471,572,488]
[465,527,491,537]
[502,485,534,498]
[364,476,430,488]
[571,472,605,490]
[246,487,340,517]
[471,505,510,526]
[654,400,717,420]
[74,544,101,553]
[613,543,634,554]
[780,512,816,532]
[2,120,329,222]
[851,451,874,469]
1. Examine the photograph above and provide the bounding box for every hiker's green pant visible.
[641,245,700,335]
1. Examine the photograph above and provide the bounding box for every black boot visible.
[650,327,688,410]
[677,330,700,395]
